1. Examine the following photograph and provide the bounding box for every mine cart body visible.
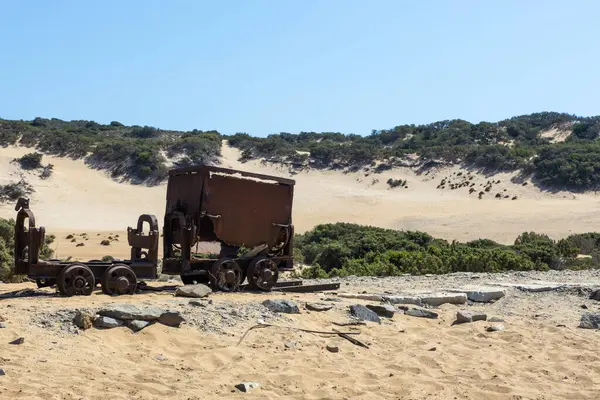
[161,165,295,291]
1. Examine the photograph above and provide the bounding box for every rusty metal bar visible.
[273,282,340,293]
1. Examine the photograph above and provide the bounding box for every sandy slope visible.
[2,142,600,262]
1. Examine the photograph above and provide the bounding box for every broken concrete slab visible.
[446,286,506,302]
[380,295,422,306]
[337,293,383,302]
[455,310,487,324]
[419,292,468,306]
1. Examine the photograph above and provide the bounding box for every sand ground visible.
[1,271,600,399]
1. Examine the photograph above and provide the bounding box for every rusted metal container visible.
[162,165,295,291]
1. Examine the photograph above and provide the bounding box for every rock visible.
[326,345,339,353]
[513,283,565,292]
[419,292,468,306]
[455,310,487,324]
[235,382,260,392]
[98,304,164,321]
[366,304,396,318]
[155,354,167,361]
[323,297,342,302]
[579,312,600,329]
[284,341,297,349]
[127,320,151,332]
[305,302,333,312]
[349,305,381,323]
[73,310,94,330]
[405,308,438,319]
[486,324,505,332]
[381,295,422,306]
[0,322,6,329]
[488,317,505,323]
[159,311,185,327]
[0,368,4,376]
[338,293,383,302]
[9,337,24,345]
[189,299,211,307]
[447,287,506,302]
[589,289,600,301]
[175,284,212,298]
[94,316,124,329]
[262,299,300,314]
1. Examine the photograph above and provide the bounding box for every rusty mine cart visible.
[13,165,296,297]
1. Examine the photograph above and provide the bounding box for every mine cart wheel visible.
[57,265,95,297]
[36,278,56,288]
[101,264,137,295]
[247,257,279,291]
[209,259,243,292]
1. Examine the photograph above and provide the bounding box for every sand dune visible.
[2,142,600,262]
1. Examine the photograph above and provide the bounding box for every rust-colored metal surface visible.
[163,165,296,286]
[201,172,293,247]
[14,198,45,275]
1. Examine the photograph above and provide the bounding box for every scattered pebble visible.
[305,302,333,312]
[486,325,505,332]
[235,382,260,393]
[326,345,339,353]
[9,337,24,345]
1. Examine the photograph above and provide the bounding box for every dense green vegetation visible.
[295,223,600,278]
[0,117,223,183]
[0,217,55,282]
[229,112,600,191]
[3,112,600,189]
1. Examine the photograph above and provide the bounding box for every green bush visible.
[0,217,55,282]
[293,223,597,278]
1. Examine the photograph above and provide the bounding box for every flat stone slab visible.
[98,304,164,321]
[446,286,506,302]
[337,293,383,302]
[455,310,487,324]
[94,316,123,329]
[349,304,381,323]
[366,304,396,318]
[175,284,212,298]
[419,292,468,306]
[405,308,438,319]
[381,295,422,306]
[262,299,300,314]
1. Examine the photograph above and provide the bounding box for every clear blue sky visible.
[1,0,598,136]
